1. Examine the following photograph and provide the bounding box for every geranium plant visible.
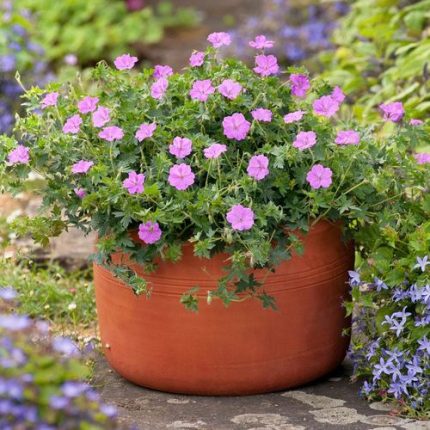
[0,33,429,312]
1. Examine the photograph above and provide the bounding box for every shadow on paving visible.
[92,355,427,430]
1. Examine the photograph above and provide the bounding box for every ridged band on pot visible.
[94,220,354,395]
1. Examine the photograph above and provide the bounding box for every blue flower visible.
[0,286,17,301]
[0,314,31,331]
[387,380,408,399]
[348,270,361,286]
[52,336,80,357]
[417,336,430,354]
[372,357,393,380]
[374,277,388,292]
[414,255,429,272]
[49,395,69,410]
[61,381,90,398]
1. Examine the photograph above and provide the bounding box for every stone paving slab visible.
[93,355,429,430]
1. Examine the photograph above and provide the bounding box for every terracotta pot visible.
[94,220,354,395]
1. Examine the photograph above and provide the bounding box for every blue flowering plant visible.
[0,286,122,429]
[0,1,50,134]
[1,33,430,312]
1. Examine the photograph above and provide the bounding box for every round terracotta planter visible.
[94,220,354,395]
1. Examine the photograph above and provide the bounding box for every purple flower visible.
[92,106,110,128]
[249,35,274,49]
[49,395,69,410]
[253,54,279,77]
[414,256,429,272]
[8,145,30,165]
[247,155,270,181]
[283,110,305,123]
[218,79,242,100]
[306,164,333,189]
[62,381,90,397]
[153,65,173,79]
[335,130,360,145]
[410,119,424,126]
[52,336,80,356]
[293,131,317,150]
[374,277,388,292]
[251,108,272,122]
[151,78,169,100]
[289,74,310,98]
[0,287,17,301]
[348,270,361,286]
[226,204,255,231]
[169,137,192,159]
[74,188,86,199]
[189,51,205,67]
[379,102,404,123]
[313,95,339,118]
[331,86,345,104]
[122,171,145,194]
[373,357,393,380]
[388,381,408,399]
[222,113,251,141]
[417,336,430,354]
[203,143,227,159]
[414,153,430,164]
[190,79,215,102]
[0,314,31,331]
[62,114,82,134]
[383,312,407,337]
[114,53,138,70]
[100,404,118,418]
[168,164,195,190]
[41,92,59,109]
[71,160,93,174]
[135,123,156,142]
[77,96,99,114]
[421,284,430,303]
[138,221,162,244]
[98,126,124,141]
[207,32,231,48]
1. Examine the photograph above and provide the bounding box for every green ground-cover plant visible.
[13,0,199,67]
[0,259,95,332]
[1,34,429,311]
[321,0,430,123]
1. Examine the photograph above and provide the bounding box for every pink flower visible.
[218,79,242,100]
[289,74,310,98]
[189,79,215,102]
[92,106,111,128]
[153,65,173,79]
[169,137,192,159]
[335,130,360,146]
[8,145,29,165]
[249,35,274,49]
[414,153,430,165]
[331,86,345,104]
[168,164,195,190]
[151,78,168,100]
[207,32,231,48]
[63,114,82,134]
[306,164,333,189]
[135,123,156,141]
[222,113,251,141]
[98,126,124,141]
[41,92,59,109]
[247,154,269,180]
[253,54,279,77]
[251,108,272,122]
[203,143,227,159]
[226,204,254,231]
[122,171,145,194]
[189,51,205,67]
[78,96,99,114]
[114,54,138,70]
[72,160,93,174]
[313,95,340,118]
[74,188,86,199]
[138,221,162,244]
[379,102,404,123]
[410,119,424,126]
[283,110,305,123]
[293,131,317,150]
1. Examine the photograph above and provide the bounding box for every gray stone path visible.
[93,356,429,430]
